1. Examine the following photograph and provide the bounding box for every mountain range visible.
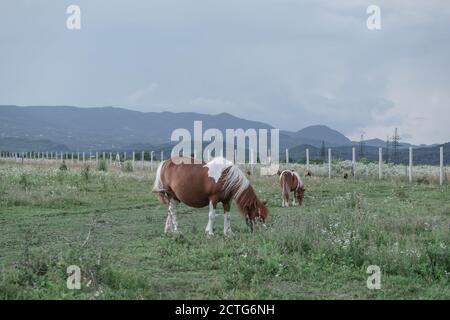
[0,105,447,164]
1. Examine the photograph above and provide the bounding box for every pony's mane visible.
[234,184,259,215]
[292,171,303,190]
[221,164,250,199]
[206,157,250,200]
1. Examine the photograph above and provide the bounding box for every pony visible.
[152,156,268,236]
[277,169,306,207]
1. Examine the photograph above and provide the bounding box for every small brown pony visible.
[152,156,268,235]
[277,169,306,207]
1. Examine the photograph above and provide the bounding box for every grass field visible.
[0,160,449,299]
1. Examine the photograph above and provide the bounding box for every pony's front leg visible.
[164,208,173,233]
[292,195,297,206]
[246,216,254,233]
[205,201,216,236]
[223,202,232,236]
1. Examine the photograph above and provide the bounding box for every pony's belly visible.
[176,196,210,208]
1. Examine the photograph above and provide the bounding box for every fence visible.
[0,147,447,185]
[0,150,166,172]
[282,146,446,185]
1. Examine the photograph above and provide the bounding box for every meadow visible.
[0,159,449,299]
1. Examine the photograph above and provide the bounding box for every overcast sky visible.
[1,0,449,144]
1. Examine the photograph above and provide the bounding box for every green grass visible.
[0,162,449,299]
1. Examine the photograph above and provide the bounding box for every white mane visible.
[204,157,233,182]
[292,171,303,190]
[204,157,250,199]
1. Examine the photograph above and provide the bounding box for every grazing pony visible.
[152,156,268,235]
[277,170,306,207]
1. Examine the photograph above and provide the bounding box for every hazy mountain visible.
[0,105,347,151]
[0,106,272,151]
[0,106,440,157]
[0,137,69,152]
[288,125,352,146]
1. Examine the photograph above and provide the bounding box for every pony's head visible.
[243,199,268,223]
[257,200,268,223]
[296,186,306,206]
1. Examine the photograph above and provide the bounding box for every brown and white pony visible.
[152,156,268,236]
[277,169,305,207]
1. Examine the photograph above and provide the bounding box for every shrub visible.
[359,157,370,165]
[97,159,108,172]
[122,161,134,173]
[59,161,68,171]
[81,165,90,181]
[19,173,31,191]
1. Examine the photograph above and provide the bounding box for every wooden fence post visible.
[378,147,382,180]
[306,148,310,171]
[440,146,444,186]
[328,148,332,178]
[352,147,356,177]
[150,151,154,171]
[408,147,413,183]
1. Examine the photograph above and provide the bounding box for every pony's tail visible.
[292,171,303,191]
[152,160,166,192]
[283,178,288,196]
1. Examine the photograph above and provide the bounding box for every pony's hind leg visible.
[205,200,216,236]
[223,202,232,236]
[281,181,289,207]
[283,190,290,207]
[165,198,178,233]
